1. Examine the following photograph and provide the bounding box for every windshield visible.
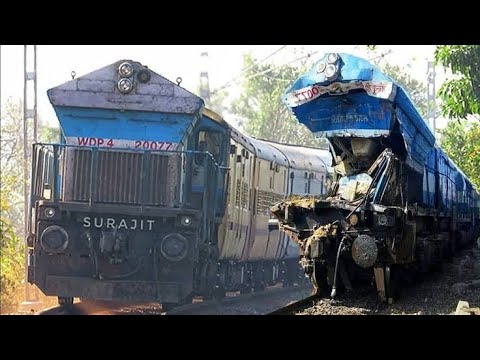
[336,173,373,202]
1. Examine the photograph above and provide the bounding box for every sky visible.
[0,45,446,132]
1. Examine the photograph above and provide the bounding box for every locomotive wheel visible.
[312,262,331,296]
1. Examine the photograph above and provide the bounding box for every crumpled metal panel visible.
[292,92,394,138]
[282,53,436,173]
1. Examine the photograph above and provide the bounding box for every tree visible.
[435,45,480,119]
[230,53,328,148]
[39,125,61,143]
[0,195,25,314]
[364,46,427,117]
[0,98,59,235]
[382,63,427,118]
[0,98,61,313]
[1,98,28,235]
[438,120,480,188]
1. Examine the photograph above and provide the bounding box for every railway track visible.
[267,294,319,315]
[36,284,314,315]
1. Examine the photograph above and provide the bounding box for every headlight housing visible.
[44,207,56,218]
[118,78,133,94]
[118,62,134,77]
[325,64,338,80]
[327,52,339,64]
[181,216,192,227]
[378,214,388,226]
[38,205,60,220]
[40,225,69,254]
[160,234,188,262]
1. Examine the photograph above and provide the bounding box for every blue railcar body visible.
[53,107,199,146]
[283,53,435,174]
[270,52,479,302]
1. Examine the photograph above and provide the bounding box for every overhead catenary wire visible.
[217,47,395,95]
[212,49,322,94]
[243,50,321,82]
[211,45,289,95]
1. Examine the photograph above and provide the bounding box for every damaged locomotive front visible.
[271,138,412,302]
[269,52,474,303]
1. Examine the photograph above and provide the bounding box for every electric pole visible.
[427,60,436,137]
[20,45,41,311]
[199,52,211,105]
[0,45,2,132]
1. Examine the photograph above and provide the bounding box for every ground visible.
[298,245,480,315]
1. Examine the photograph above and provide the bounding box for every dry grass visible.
[1,284,58,315]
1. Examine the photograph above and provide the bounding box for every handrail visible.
[29,143,225,220]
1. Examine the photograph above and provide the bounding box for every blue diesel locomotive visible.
[26,60,330,309]
[270,53,480,303]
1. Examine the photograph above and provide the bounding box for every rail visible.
[266,294,319,315]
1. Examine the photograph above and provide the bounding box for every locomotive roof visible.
[247,136,289,166]
[283,52,436,174]
[202,108,228,127]
[262,140,332,171]
[48,59,203,114]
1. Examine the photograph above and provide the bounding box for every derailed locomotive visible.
[26,60,330,309]
[270,53,480,303]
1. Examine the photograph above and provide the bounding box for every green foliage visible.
[435,45,480,119]
[1,98,28,235]
[230,53,327,148]
[381,63,427,118]
[39,125,61,143]
[438,119,480,188]
[0,195,25,314]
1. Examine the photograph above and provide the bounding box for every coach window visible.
[195,130,223,165]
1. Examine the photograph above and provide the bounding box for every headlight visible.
[327,53,339,64]
[118,62,134,77]
[118,78,133,93]
[181,216,192,226]
[325,64,338,80]
[44,207,56,218]
[378,214,388,226]
[160,234,188,262]
[137,68,151,83]
[40,225,69,254]
[349,214,359,226]
[316,61,326,74]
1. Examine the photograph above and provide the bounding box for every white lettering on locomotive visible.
[83,217,155,231]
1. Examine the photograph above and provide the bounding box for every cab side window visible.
[195,130,222,165]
